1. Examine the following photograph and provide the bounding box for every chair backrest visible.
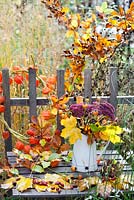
[2,67,134,152]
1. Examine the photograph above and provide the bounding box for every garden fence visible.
[2,67,134,152]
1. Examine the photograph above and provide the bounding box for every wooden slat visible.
[57,69,65,98]
[10,97,49,106]
[109,67,118,109]
[9,96,134,106]
[29,68,37,119]
[2,68,12,151]
[12,188,88,198]
[57,69,65,130]
[84,68,92,103]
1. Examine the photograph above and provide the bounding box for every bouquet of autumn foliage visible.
[61,100,123,145]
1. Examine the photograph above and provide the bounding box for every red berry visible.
[29,137,39,145]
[9,77,13,85]
[0,105,5,112]
[0,87,3,94]
[26,129,35,136]
[0,96,5,104]
[36,79,40,87]
[0,72,2,83]
[23,145,31,154]
[14,75,23,84]
[15,141,24,150]
[42,87,51,95]
[2,131,10,140]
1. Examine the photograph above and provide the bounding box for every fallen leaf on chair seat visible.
[16,176,33,192]
[1,177,16,190]
[34,184,48,192]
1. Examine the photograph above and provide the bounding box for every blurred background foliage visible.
[0,0,133,96]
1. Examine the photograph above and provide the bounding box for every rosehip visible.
[15,141,24,150]
[2,131,10,140]
[23,145,31,154]
[26,129,35,136]
[29,137,39,145]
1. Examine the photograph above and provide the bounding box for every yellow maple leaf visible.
[51,108,57,115]
[61,116,77,129]
[16,176,33,192]
[100,57,106,63]
[69,129,82,144]
[1,177,16,190]
[61,7,69,13]
[100,125,123,144]
[66,30,75,38]
[71,19,78,28]
[61,116,82,144]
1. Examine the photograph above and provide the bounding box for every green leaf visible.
[20,153,33,161]
[104,8,114,14]
[48,153,61,161]
[41,161,50,169]
[10,168,19,176]
[62,156,71,163]
[39,139,46,147]
[90,124,100,132]
[68,84,73,92]
[32,165,44,173]
[101,2,107,10]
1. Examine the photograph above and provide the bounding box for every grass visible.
[0,0,66,75]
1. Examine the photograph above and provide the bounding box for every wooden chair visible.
[2,67,134,198]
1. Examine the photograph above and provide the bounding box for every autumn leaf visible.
[71,19,78,28]
[61,7,69,13]
[96,2,113,15]
[34,184,47,192]
[41,161,50,169]
[16,176,33,192]
[99,125,123,144]
[44,173,61,182]
[20,153,33,161]
[32,165,44,173]
[48,153,61,161]
[10,168,19,176]
[1,177,16,190]
[60,143,70,152]
[61,116,82,144]
[39,139,46,147]
[61,116,77,130]
[40,151,51,161]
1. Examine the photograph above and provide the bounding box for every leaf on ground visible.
[16,176,33,192]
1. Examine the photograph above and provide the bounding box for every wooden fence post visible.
[2,68,12,152]
[109,66,118,109]
[29,68,37,119]
[84,68,92,103]
[57,69,65,130]
[57,69,65,98]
